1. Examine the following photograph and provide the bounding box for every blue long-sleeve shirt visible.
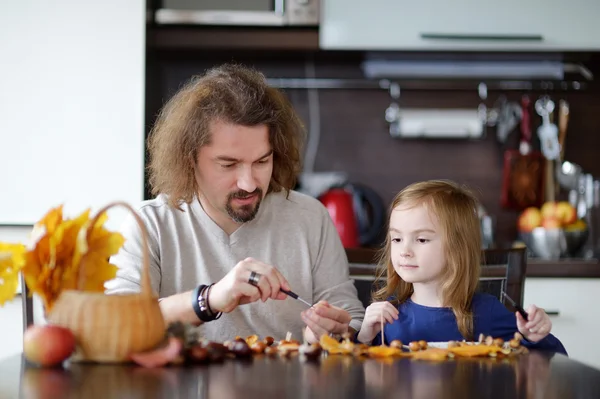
[371,292,567,355]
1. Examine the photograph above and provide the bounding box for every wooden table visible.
[2,351,600,398]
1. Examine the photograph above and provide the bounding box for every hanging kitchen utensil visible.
[501,96,545,210]
[536,96,561,160]
[536,96,558,202]
[554,100,570,196]
[495,96,522,144]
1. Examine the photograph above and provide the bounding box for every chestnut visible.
[251,341,267,354]
[299,343,322,361]
[188,345,209,363]
[418,340,428,350]
[509,339,521,349]
[205,342,227,362]
[390,340,403,349]
[230,340,252,358]
[264,336,275,347]
[514,332,523,341]
[493,338,504,347]
[408,341,421,352]
[264,346,278,356]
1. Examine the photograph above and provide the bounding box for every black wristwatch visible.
[192,284,222,322]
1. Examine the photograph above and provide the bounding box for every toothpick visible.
[380,313,385,347]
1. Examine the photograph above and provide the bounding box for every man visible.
[106,64,365,343]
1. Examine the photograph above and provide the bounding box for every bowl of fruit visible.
[517,201,588,259]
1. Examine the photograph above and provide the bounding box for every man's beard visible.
[225,189,263,223]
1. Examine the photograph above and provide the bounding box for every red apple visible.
[518,207,542,232]
[23,325,76,367]
[541,217,562,230]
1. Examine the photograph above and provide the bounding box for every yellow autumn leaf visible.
[35,205,64,233]
[77,255,119,292]
[0,243,27,305]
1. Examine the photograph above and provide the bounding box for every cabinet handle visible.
[420,33,544,41]
[545,310,560,316]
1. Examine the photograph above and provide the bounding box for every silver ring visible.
[248,271,261,286]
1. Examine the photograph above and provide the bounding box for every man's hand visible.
[209,257,291,314]
[301,301,352,343]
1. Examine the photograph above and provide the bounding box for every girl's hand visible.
[516,304,552,343]
[356,301,399,344]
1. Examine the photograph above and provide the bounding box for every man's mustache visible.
[229,189,262,200]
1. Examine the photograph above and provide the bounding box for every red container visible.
[319,188,360,248]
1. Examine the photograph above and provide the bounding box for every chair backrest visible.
[21,273,33,332]
[479,247,527,310]
[348,247,528,311]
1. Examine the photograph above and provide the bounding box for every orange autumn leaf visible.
[367,346,404,358]
[12,206,125,311]
[72,212,123,292]
[0,243,27,305]
[36,205,64,234]
[23,209,91,310]
[449,344,502,358]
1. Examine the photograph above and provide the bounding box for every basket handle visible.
[78,201,153,298]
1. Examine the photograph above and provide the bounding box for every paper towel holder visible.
[384,81,496,139]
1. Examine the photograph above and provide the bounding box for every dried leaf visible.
[449,344,502,358]
[0,243,27,305]
[410,348,449,361]
[3,205,125,311]
[367,346,404,358]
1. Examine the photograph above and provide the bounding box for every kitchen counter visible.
[346,248,600,278]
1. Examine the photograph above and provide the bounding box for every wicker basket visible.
[46,202,166,363]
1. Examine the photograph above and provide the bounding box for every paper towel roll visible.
[390,109,484,138]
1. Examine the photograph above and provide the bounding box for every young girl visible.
[356,180,567,355]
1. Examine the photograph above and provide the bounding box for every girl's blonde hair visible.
[373,180,482,340]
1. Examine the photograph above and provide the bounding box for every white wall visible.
[0,0,146,230]
[0,0,146,360]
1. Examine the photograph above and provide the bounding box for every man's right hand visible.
[208,257,291,314]
[356,301,399,344]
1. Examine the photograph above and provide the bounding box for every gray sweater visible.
[105,190,365,342]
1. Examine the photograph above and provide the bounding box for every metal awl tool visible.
[502,291,529,321]
[280,289,313,308]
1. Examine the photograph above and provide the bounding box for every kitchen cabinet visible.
[321,0,600,51]
[523,278,600,370]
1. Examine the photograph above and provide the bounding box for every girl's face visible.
[389,202,446,287]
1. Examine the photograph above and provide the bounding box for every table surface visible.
[2,351,600,399]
